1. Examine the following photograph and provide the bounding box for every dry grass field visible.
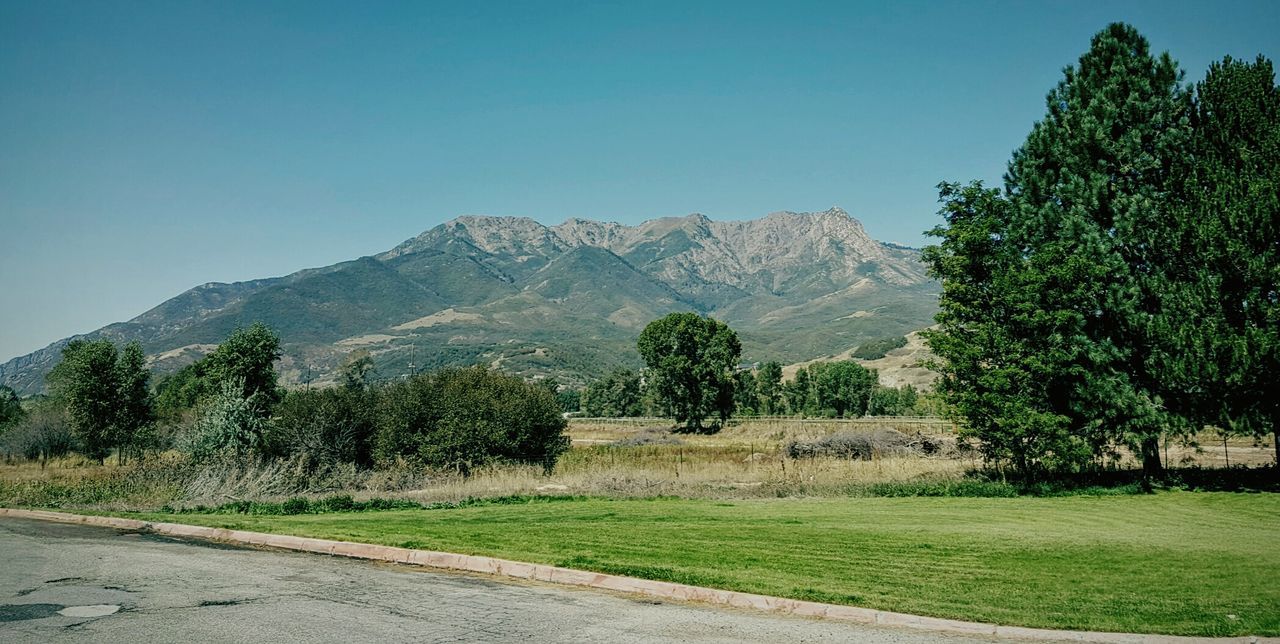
[566,416,958,444]
[0,418,1273,511]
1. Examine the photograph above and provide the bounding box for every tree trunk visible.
[1140,434,1163,480]
[1273,428,1279,472]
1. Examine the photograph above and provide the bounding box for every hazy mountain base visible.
[1,209,939,393]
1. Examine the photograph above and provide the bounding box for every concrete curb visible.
[1,507,1269,644]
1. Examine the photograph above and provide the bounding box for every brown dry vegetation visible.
[0,419,1273,511]
[567,416,957,445]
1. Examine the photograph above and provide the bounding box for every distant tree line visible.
[575,313,936,429]
[922,24,1280,478]
[850,335,908,360]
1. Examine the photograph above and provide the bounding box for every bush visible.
[0,403,74,463]
[850,336,908,360]
[581,369,643,417]
[375,366,569,474]
[321,494,356,512]
[786,428,913,460]
[867,384,919,416]
[281,496,310,514]
[174,494,424,515]
[183,379,267,462]
[268,387,377,466]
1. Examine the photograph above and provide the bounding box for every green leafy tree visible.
[153,363,208,423]
[115,342,155,459]
[756,361,783,415]
[924,183,1093,474]
[199,323,283,417]
[867,387,900,416]
[581,368,643,417]
[1003,23,1189,476]
[152,324,283,422]
[733,369,758,416]
[340,350,376,391]
[809,361,876,418]
[899,384,919,414]
[637,313,741,433]
[534,377,582,414]
[784,367,813,416]
[46,340,156,463]
[557,388,581,414]
[0,385,25,432]
[0,400,73,465]
[48,340,123,463]
[867,385,919,417]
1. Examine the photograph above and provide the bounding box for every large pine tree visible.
[1154,56,1280,464]
[925,24,1193,476]
[1002,23,1190,475]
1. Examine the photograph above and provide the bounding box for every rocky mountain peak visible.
[1,206,938,395]
[386,208,925,288]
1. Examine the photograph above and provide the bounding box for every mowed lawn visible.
[127,492,1278,636]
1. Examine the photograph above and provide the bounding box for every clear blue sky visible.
[2,1,1277,361]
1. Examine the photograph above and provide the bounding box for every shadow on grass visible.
[962,464,1279,497]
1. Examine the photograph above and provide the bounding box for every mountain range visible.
[0,208,939,394]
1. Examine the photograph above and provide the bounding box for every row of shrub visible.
[1,370,570,477]
[165,493,594,515]
[189,366,569,474]
[0,323,573,478]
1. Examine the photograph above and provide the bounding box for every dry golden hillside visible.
[782,329,937,390]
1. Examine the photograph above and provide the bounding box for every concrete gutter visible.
[1,507,1271,644]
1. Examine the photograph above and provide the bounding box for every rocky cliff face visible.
[2,209,938,393]
[390,208,926,288]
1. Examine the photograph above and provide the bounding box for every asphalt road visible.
[0,517,1011,643]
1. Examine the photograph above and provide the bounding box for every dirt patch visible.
[611,429,684,447]
[335,333,398,347]
[392,308,483,330]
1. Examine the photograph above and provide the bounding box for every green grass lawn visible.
[125,492,1278,636]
